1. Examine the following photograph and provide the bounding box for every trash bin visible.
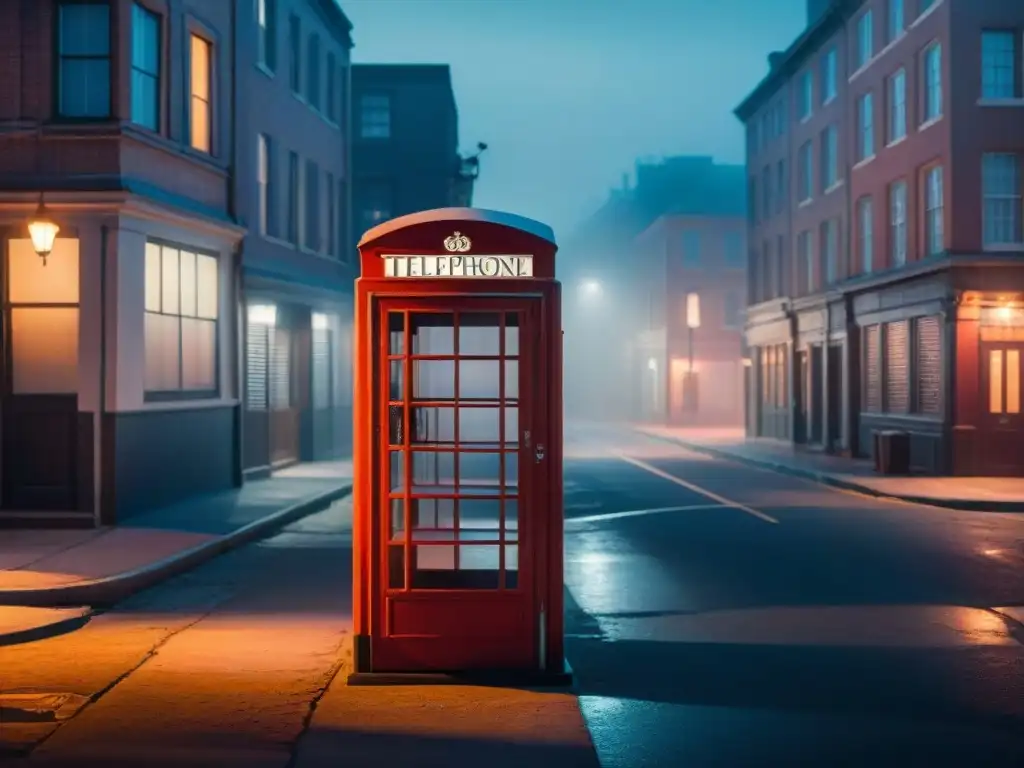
[873,430,910,475]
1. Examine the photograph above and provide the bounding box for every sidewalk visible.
[635,425,1024,512]
[0,461,353,624]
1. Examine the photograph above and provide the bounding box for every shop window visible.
[7,238,80,394]
[863,324,881,411]
[884,320,909,412]
[913,316,942,414]
[989,348,1021,415]
[144,241,218,397]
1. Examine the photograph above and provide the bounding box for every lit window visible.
[982,153,1022,246]
[889,180,907,266]
[856,10,873,69]
[257,0,277,71]
[923,43,942,121]
[130,3,160,131]
[981,31,1017,100]
[189,34,212,153]
[144,242,218,395]
[989,349,1021,415]
[56,2,111,118]
[360,94,391,139]
[887,68,906,143]
[924,166,943,255]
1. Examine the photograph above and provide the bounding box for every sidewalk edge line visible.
[637,430,1024,513]
[0,484,353,609]
[0,608,94,646]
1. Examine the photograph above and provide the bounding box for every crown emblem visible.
[443,231,471,253]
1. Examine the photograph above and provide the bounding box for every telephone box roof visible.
[358,207,556,248]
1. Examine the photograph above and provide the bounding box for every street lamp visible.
[27,196,60,264]
[684,292,700,416]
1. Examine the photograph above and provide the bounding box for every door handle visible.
[535,444,546,463]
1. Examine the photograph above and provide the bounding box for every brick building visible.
[738,0,1024,475]
[632,214,747,425]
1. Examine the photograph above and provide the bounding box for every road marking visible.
[566,504,727,525]
[614,453,779,524]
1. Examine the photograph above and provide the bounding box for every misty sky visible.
[343,0,805,237]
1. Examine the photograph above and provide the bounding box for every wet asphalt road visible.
[563,424,1024,767]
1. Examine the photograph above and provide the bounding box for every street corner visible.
[0,606,93,647]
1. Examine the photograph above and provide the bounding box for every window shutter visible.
[246,324,269,410]
[864,325,881,411]
[885,320,909,412]
[914,315,942,414]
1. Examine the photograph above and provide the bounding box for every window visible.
[982,153,1022,246]
[798,140,813,201]
[326,52,337,122]
[257,0,277,71]
[924,166,943,255]
[681,231,700,265]
[797,229,812,294]
[360,180,392,235]
[981,31,1017,100]
[761,241,773,300]
[304,159,319,251]
[820,125,838,189]
[287,151,300,245]
[820,218,837,285]
[56,3,111,118]
[130,4,159,131]
[761,165,772,217]
[337,178,348,262]
[776,235,786,297]
[723,292,742,328]
[864,324,882,411]
[889,180,907,266]
[257,134,276,237]
[799,71,813,119]
[7,238,80,395]
[775,159,786,213]
[856,10,873,69]
[724,231,744,267]
[988,348,1021,415]
[923,43,942,121]
[885,320,910,412]
[914,316,942,415]
[189,34,212,153]
[360,94,391,138]
[326,172,336,256]
[858,196,873,274]
[887,68,906,143]
[821,48,837,103]
[307,34,321,109]
[144,242,218,395]
[887,0,904,42]
[857,92,874,160]
[288,14,301,94]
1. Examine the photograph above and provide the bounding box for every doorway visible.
[809,344,823,444]
[372,296,547,671]
[827,343,843,451]
[981,342,1023,475]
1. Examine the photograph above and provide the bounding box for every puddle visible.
[0,692,90,723]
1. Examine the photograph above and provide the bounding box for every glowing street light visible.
[27,198,60,264]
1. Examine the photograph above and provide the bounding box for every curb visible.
[638,431,1024,513]
[0,484,353,609]
[0,607,93,646]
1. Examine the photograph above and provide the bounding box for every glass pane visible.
[505,499,519,539]
[388,404,404,445]
[504,360,519,398]
[144,242,161,311]
[505,545,519,588]
[411,313,454,354]
[389,360,404,400]
[9,238,79,305]
[504,407,519,447]
[181,318,216,390]
[504,452,518,488]
[389,451,404,493]
[388,312,404,353]
[457,499,501,541]
[60,4,110,56]
[458,452,501,492]
[179,251,197,316]
[161,247,180,314]
[1007,349,1020,414]
[458,407,500,445]
[458,313,500,355]
[411,546,500,589]
[144,312,180,392]
[411,406,454,444]
[191,96,210,152]
[388,545,404,589]
[405,497,456,536]
[11,308,79,394]
[60,60,110,118]
[190,35,210,99]
[505,313,519,355]
[411,451,455,490]
[459,360,499,399]
[413,359,455,400]
[196,254,218,319]
[989,350,1004,414]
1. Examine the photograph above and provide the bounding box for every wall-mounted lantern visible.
[27,196,60,264]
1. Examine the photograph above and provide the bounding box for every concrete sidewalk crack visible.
[284,633,351,768]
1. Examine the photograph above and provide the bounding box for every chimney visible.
[768,51,784,69]
[806,0,832,25]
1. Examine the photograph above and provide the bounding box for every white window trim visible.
[925,166,943,255]
[981,154,1023,249]
[849,0,943,84]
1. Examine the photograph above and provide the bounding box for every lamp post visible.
[27,195,60,264]
[684,292,700,416]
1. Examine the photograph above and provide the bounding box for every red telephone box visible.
[349,207,567,684]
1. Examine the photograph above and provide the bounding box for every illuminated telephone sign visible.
[382,254,533,278]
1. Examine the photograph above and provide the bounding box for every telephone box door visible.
[373,295,549,671]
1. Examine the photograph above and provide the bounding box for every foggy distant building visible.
[736,0,1024,476]
[632,213,747,426]
[351,64,480,246]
